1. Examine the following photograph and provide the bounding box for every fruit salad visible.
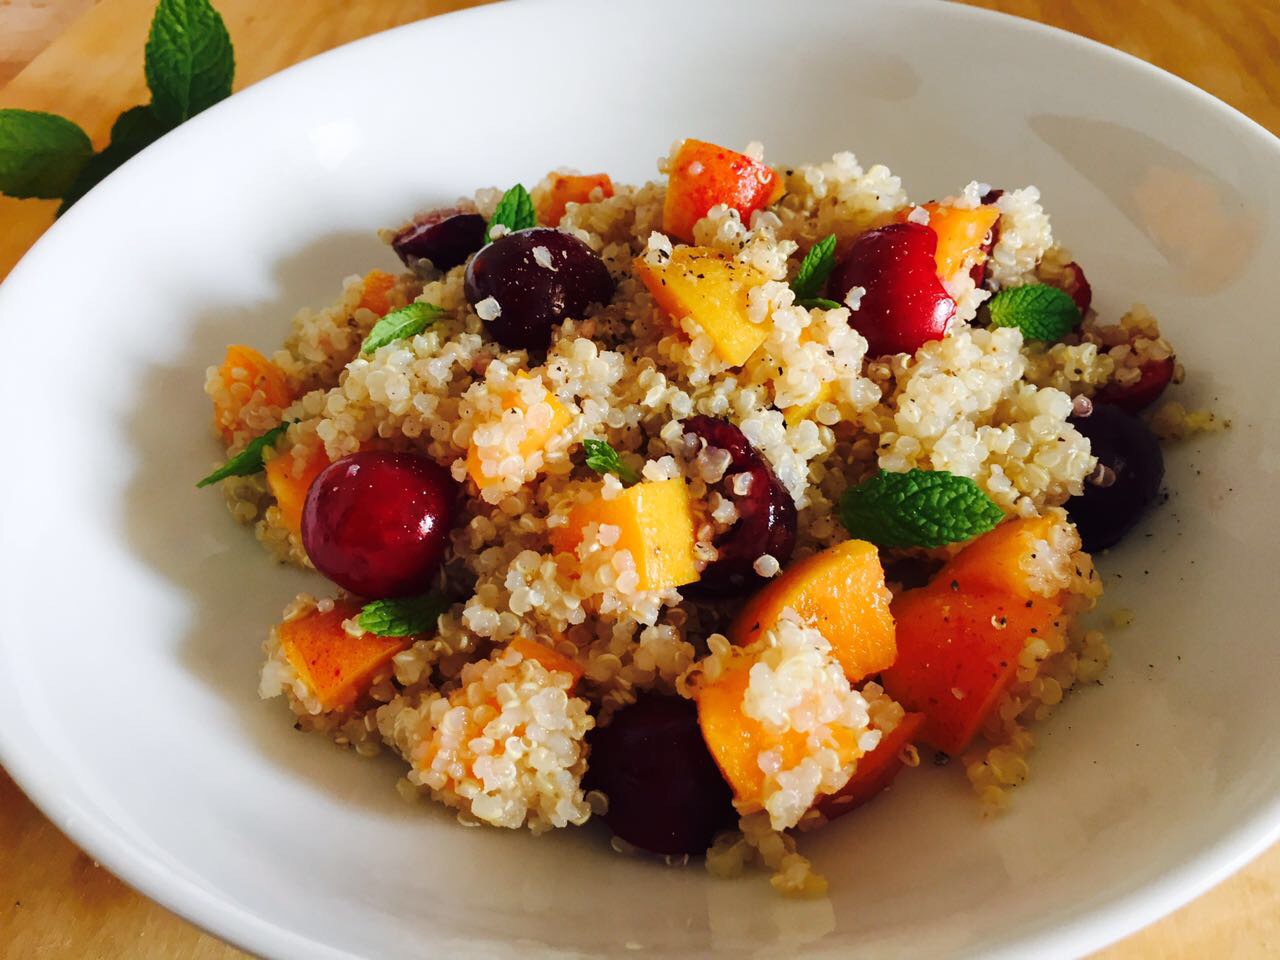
[200,137,1219,895]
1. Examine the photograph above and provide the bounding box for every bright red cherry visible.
[301,451,458,598]
[828,222,956,356]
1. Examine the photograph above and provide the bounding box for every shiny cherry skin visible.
[1066,404,1165,551]
[584,695,736,856]
[682,415,797,597]
[464,227,614,350]
[391,208,487,272]
[301,450,458,598]
[828,222,956,357]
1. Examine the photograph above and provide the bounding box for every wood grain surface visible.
[1,1,1278,957]
[0,0,99,86]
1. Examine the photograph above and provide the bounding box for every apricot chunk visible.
[538,173,613,226]
[897,203,1000,281]
[782,381,835,427]
[881,587,1064,755]
[357,269,398,316]
[509,637,583,689]
[549,478,699,592]
[465,376,572,490]
[265,443,329,536]
[213,345,291,442]
[936,514,1062,599]
[634,245,772,366]
[663,139,783,242]
[277,601,411,712]
[730,539,896,683]
[696,662,862,810]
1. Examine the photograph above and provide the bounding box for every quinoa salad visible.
[199,138,1222,895]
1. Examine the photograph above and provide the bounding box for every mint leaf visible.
[838,468,1004,549]
[57,107,170,216]
[486,184,536,242]
[583,439,639,484]
[360,302,445,354]
[110,105,171,150]
[196,421,289,488]
[797,297,842,310]
[0,110,92,199]
[790,234,837,302]
[986,283,1081,342]
[145,0,235,127]
[358,592,449,638]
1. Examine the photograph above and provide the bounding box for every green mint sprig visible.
[790,234,837,304]
[144,0,235,127]
[986,283,1081,342]
[196,420,290,488]
[360,302,445,354]
[486,184,536,242]
[583,439,640,485]
[798,297,842,310]
[358,592,450,638]
[0,0,234,215]
[0,112,92,199]
[838,468,1004,549]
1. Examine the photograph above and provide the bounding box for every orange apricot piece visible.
[508,637,584,689]
[663,139,784,243]
[896,203,1000,280]
[264,443,330,537]
[730,539,896,684]
[538,173,614,226]
[357,269,398,316]
[881,587,1063,755]
[214,344,291,442]
[277,602,411,713]
[549,478,699,592]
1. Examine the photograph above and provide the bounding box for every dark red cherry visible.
[391,208,486,271]
[681,416,796,597]
[464,228,614,350]
[301,451,458,598]
[1066,404,1164,551]
[584,695,736,855]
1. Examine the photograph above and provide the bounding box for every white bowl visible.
[2,1,1278,956]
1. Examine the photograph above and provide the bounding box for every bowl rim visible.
[2,1,1279,957]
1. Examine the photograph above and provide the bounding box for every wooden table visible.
[1,1,1278,956]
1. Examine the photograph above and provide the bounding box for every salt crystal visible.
[532,245,556,270]
[753,554,780,578]
[476,296,502,321]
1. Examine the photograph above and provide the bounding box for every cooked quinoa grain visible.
[196,137,1202,896]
